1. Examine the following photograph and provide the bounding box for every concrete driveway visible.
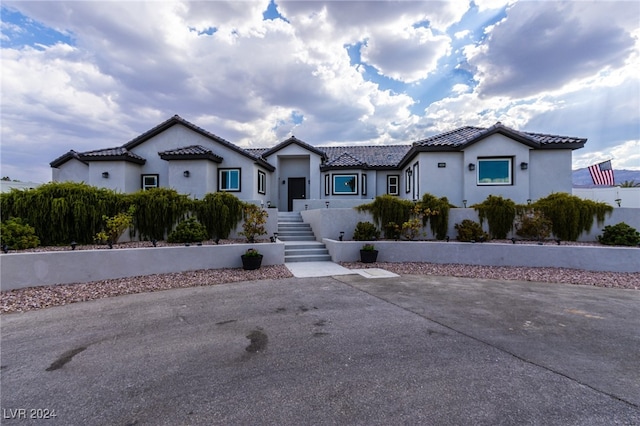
[1,274,639,425]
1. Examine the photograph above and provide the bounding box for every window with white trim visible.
[258,170,266,195]
[219,168,241,192]
[477,158,512,185]
[387,175,399,195]
[141,174,159,190]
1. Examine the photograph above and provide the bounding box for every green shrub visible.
[474,195,516,239]
[0,182,123,245]
[417,193,449,240]
[127,188,192,240]
[597,222,640,246]
[0,217,40,249]
[532,193,612,241]
[515,209,552,240]
[95,206,136,244]
[454,219,490,242]
[194,192,244,240]
[239,204,268,243]
[356,195,414,238]
[167,217,209,243]
[353,221,380,241]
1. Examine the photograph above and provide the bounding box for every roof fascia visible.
[263,137,327,159]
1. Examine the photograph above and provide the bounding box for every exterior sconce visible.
[325,201,330,208]
[70,241,77,250]
[152,239,157,247]
[267,201,271,208]
[615,198,621,207]
[527,199,532,205]
[520,162,528,170]
[468,163,475,171]
[339,231,344,241]
[282,180,286,185]
[305,204,308,210]
[407,169,412,177]
[462,200,467,208]
[183,170,190,177]
[102,172,109,178]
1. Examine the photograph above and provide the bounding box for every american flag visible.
[588,160,615,186]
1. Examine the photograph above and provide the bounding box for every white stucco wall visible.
[166,160,218,199]
[416,152,464,204]
[530,150,572,201]
[52,159,89,183]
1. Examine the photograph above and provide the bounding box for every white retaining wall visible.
[324,239,639,273]
[0,242,285,291]
[303,208,640,242]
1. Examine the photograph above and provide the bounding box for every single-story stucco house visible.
[51,115,586,210]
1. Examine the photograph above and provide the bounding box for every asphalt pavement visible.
[1,273,639,425]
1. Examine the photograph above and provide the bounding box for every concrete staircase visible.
[277,211,331,263]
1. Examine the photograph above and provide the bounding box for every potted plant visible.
[241,248,263,270]
[360,243,379,263]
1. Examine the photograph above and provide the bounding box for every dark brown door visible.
[288,177,306,211]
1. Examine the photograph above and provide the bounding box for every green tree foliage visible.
[0,182,123,245]
[239,204,268,243]
[194,192,244,240]
[167,217,209,243]
[353,221,380,241]
[127,188,192,240]
[0,217,40,249]
[417,193,449,240]
[597,222,640,246]
[515,209,552,240]
[454,219,490,242]
[618,180,640,188]
[532,193,612,241]
[356,195,415,239]
[95,206,136,244]
[473,195,517,239]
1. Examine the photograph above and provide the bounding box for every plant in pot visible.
[241,248,263,270]
[360,243,378,263]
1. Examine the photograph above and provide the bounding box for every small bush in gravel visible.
[455,219,490,242]
[167,217,209,244]
[597,222,640,246]
[0,217,40,249]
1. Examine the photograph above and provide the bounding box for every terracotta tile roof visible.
[158,145,223,162]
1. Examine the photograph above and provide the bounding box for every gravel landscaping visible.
[1,240,638,314]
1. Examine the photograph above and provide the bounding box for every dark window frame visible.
[219,168,241,192]
[141,174,159,191]
[477,157,513,186]
[332,173,358,195]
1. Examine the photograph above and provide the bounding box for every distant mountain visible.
[573,168,640,187]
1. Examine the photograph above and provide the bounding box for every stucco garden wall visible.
[303,207,640,243]
[0,242,285,291]
[324,239,639,273]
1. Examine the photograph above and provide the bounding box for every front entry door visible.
[288,177,306,211]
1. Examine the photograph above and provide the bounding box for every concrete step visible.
[278,235,317,241]
[285,247,330,256]
[285,254,332,263]
[277,230,315,237]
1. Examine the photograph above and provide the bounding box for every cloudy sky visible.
[1,0,639,183]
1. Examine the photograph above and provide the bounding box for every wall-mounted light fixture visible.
[468,163,475,171]
[282,180,286,185]
[520,162,528,170]
[407,169,413,177]
[463,200,467,208]
[325,201,330,208]
[339,231,344,241]
[527,199,532,205]
[183,170,190,177]
[305,204,308,210]
[437,163,446,168]
[615,198,622,207]
[102,172,109,178]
